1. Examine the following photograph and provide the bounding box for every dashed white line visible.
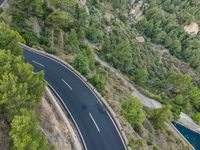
[25,48,127,150]
[32,60,44,67]
[46,82,88,150]
[89,113,100,133]
[62,79,72,90]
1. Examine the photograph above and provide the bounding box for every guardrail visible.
[20,43,130,150]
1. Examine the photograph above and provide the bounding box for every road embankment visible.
[43,87,83,150]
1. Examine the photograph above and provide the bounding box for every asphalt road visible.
[23,49,126,150]
[0,0,4,5]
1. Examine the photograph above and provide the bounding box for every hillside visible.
[1,0,200,149]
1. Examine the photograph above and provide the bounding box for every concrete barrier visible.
[20,43,129,150]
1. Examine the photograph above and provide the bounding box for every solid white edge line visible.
[89,113,101,133]
[46,82,88,150]
[32,60,44,67]
[26,49,104,105]
[62,78,73,90]
[29,49,194,150]
[106,111,127,147]
[25,48,127,150]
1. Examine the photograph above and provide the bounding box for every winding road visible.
[23,49,126,150]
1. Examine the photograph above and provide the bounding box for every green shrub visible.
[192,113,200,125]
[73,53,90,75]
[46,47,57,54]
[89,74,105,95]
[121,97,146,126]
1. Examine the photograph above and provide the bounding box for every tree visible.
[174,94,184,105]
[0,23,25,55]
[0,51,45,121]
[150,105,173,129]
[0,25,48,149]
[152,30,167,44]
[164,36,172,48]
[89,74,105,95]
[82,45,95,68]
[49,0,76,10]
[74,4,89,30]
[46,9,72,28]
[170,39,182,54]
[134,68,148,86]
[77,27,85,43]
[192,113,200,125]
[145,7,162,21]
[111,40,133,73]
[121,97,146,126]
[73,52,90,75]
[177,11,194,25]
[166,72,192,94]
[9,0,44,18]
[9,109,49,150]
[188,87,200,110]
[101,35,111,52]
[0,8,3,14]
[86,23,103,43]
[68,28,79,52]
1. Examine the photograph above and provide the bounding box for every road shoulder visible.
[37,88,83,150]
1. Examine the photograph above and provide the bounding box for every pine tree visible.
[9,109,49,150]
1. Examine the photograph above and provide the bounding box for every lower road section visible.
[172,122,199,150]
[23,49,126,150]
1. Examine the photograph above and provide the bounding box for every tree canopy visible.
[121,97,146,126]
[0,22,48,149]
[10,109,49,150]
[0,23,25,55]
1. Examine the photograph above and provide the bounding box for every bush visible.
[0,8,3,14]
[89,74,105,95]
[73,53,90,75]
[86,23,103,43]
[149,105,173,130]
[22,31,39,46]
[121,97,146,126]
[46,47,57,54]
[9,109,49,150]
[192,113,200,125]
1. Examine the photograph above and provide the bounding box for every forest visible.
[0,0,200,149]
[0,22,49,149]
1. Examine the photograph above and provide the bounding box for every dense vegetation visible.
[136,0,200,119]
[6,0,200,124]
[3,0,200,149]
[0,22,49,149]
[137,0,200,70]
[121,97,146,127]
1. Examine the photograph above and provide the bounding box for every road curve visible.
[23,49,126,150]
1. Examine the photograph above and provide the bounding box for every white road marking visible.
[24,48,127,150]
[32,60,44,67]
[46,82,88,150]
[89,113,100,133]
[62,79,72,90]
